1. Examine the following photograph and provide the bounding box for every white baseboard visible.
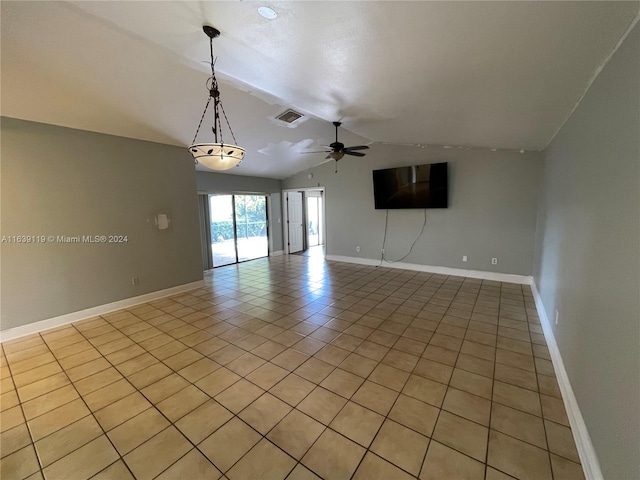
[270,250,285,257]
[325,255,532,285]
[0,280,205,342]
[531,282,602,480]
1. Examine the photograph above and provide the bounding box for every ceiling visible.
[2,1,638,179]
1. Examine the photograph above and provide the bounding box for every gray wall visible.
[196,172,284,253]
[283,146,542,276]
[532,23,640,480]
[1,118,203,330]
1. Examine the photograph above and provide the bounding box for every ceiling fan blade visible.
[325,155,332,160]
[345,151,366,157]
[302,150,331,154]
[344,145,369,151]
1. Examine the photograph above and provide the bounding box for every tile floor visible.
[0,255,585,480]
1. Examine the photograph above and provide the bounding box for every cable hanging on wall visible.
[380,209,428,264]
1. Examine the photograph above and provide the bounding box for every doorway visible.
[284,188,325,255]
[306,190,324,247]
[207,194,268,268]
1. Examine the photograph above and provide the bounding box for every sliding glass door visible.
[209,194,268,267]
[210,195,236,267]
[235,195,268,262]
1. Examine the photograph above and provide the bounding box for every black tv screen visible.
[372,162,448,209]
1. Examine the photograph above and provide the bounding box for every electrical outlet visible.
[132,277,139,286]
[462,255,468,262]
[555,310,559,325]
[356,246,361,253]
[491,258,498,265]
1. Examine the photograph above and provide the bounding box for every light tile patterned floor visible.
[0,255,585,480]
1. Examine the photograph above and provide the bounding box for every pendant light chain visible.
[219,102,239,146]
[191,34,239,148]
[210,34,239,147]
[190,96,211,147]
[187,25,246,171]
[209,36,223,146]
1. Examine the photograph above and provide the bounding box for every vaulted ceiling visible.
[2,1,638,178]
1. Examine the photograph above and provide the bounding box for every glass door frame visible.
[306,193,324,247]
[234,194,269,263]
[206,193,269,268]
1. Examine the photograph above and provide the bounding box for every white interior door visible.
[287,191,304,253]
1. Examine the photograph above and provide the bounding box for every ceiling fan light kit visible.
[328,122,369,159]
[304,121,369,172]
[188,25,245,171]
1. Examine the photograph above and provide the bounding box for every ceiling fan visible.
[305,121,369,162]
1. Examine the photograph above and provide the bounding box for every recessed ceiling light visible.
[258,6,277,19]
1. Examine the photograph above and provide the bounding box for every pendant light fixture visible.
[188,25,245,170]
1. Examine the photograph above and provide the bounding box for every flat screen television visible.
[372,162,448,209]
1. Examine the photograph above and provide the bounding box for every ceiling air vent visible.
[276,109,304,124]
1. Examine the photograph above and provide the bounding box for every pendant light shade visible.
[188,25,245,171]
[189,143,246,171]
